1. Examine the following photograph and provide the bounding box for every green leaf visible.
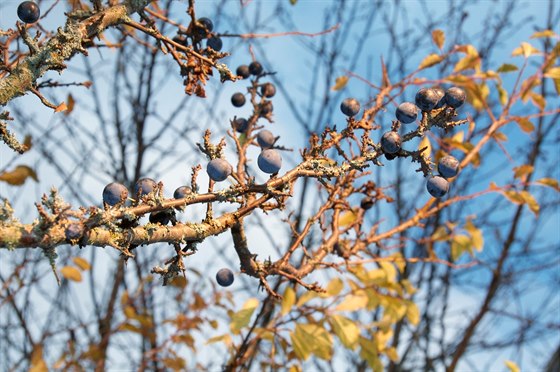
[290,324,333,361]
[329,315,360,349]
[418,54,444,70]
[497,63,519,73]
[281,286,296,316]
[230,298,259,334]
[504,360,520,372]
[451,234,472,261]
[536,177,560,192]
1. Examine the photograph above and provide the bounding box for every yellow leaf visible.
[454,54,480,72]
[379,261,397,283]
[230,298,259,334]
[497,63,518,73]
[336,294,368,311]
[514,117,535,133]
[432,29,445,49]
[451,131,464,143]
[325,277,344,296]
[418,54,444,70]
[55,102,68,113]
[0,165,39,186]
[73,257,91,271]
[339,208,358,227]
[330,315,360,349]
[553,78,560,95]
[291,323,333,361]
[465,219,484,251]
[497,83,508,106]
[406,302,420,326]
[281,286,296,316]
[530,30,557,39]
[513,165,534,180]
[331,76,349,91]
[536,177,560,192]
[504,360,520,372]
[519,191,540,216]
[418,136,432,158]
[206,333,231,345]
[492,131,507,142]
[384,346,399,362]
[29,345,48,372]
[451,234,472,261]
[60,266,82,282]
[512,42,540,57]
[296,290,317,307]
[544,67,560,79]
[529,91,546,111]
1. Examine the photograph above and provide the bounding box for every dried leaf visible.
[514,117,535,133]
[536,177,560,192]
[331,76,349,91]
[432,29,445,49]
[65,94,75,116]
[60,266,82,282]
[418,54,444,70]
[0,165,39,185]
[55,102,67,113]
[513,165,534,180]
[543,67,560,79]
[73,257,91,271]
[497,63,519,73]
[530,30,557,39]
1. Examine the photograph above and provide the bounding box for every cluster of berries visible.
[341,86,466,198]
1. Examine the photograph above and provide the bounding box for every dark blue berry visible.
[198,17,213,32]
[231,93,246,107]
[103,182,129,206]
[17,1,40,24]
[260,83,276,98]
[340,98,360,117]
[149,211,173,225]
[427,176,449,198]
[256,130,275,149]
[135,178,157,197]
[258,149,282,174]
[415,88,440,112]
[445,87,466,108]
[259,101,273,116]
[207,36,223,51]
[174,186,192,199]
[438,155,460,179]
[249,61,263,76]
[233,118,249,133]
[65,223,84,241]
[395,102,418,124]
[207,159,232,182]
[381,132,401,154]
[360,197,374,210]
[432,86,446,108]
[236,65,250,79]
[216,268,234,287]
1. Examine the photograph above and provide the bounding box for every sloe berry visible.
[207,158,232,182]
[381,131,401,154]
[207,36,223,51]
[427,176,449,198]
[249,61,263,76]
[198,17,214,32]
[103,182,129,206]
[415,88,440,112]
[445,87,467,108]
[17,1,40,24]
[258,149,282,174]
[231,92,246,107]
[236,65,250,79]
[65,223,84,241]
[438,155,460,179]
[174,186,192,199]
[135,178,157,197]
[260,83,276,98]
[340,98,360,117]
[233,118,249,133]
[256,130,275,149]
[395,102,418,124]
[259,101,273,116]
[216,268,234,287]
